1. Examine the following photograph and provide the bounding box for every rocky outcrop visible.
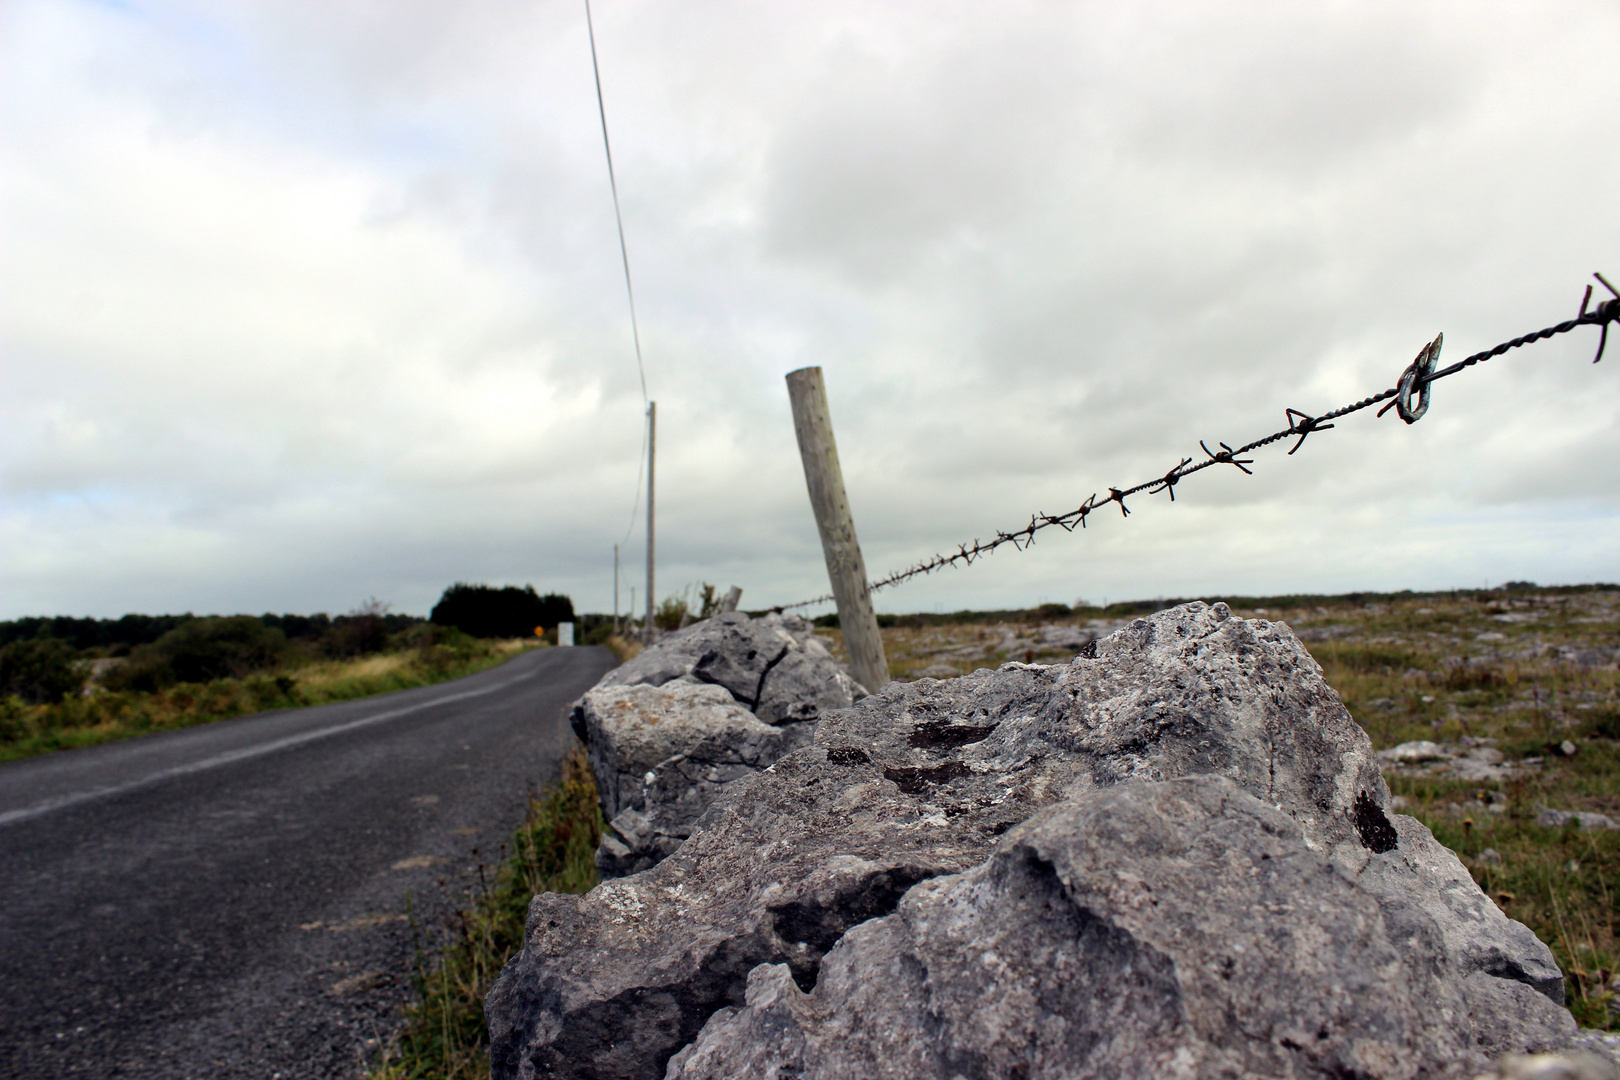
[666,775,1568,1080]
[573,611,862,877]
[487,602,1581,1080]
[593,611,861,720]
[574,681,817,876]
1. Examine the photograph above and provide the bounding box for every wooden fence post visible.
[785,367,890,694]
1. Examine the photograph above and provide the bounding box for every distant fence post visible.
[719,585,742,614]
[785,367,890,693]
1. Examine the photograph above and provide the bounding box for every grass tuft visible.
[370,748,602,1080]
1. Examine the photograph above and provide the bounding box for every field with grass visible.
[0,635,540,764]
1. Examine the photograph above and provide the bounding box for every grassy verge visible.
[0,638,539,764]
[371,749,602,1080]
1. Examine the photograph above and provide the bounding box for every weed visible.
[370,749,602,1079]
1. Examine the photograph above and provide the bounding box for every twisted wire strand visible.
[774,278,1620,612]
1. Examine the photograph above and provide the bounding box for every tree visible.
[0,639,82,704]
[110,616,288,691]
[429,584,574,639]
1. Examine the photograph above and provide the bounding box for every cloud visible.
[2,0,1618,620]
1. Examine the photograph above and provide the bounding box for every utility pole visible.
[613,543,620,636]
[645,401,656,645]
[785,367,889,694]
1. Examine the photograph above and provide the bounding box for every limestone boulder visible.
[574,681,785,823]
[594,611,860,720]
[666,775,1569,1080]
[575,612,862,877]
[487,603,1572,1080]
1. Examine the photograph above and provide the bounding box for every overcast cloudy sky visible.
[3,0,1617,621]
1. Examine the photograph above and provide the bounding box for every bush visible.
[430,584,573,639]
[109,616,288,692]
[320,614,390,658]
[0,639,82,703]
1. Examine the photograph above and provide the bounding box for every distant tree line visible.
[430,584,574,639]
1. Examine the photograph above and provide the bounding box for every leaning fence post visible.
[785,367,890,693]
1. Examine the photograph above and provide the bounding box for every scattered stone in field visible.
[1481,848,1503,863]
[1482,1051,1620,1080]
[1561,740,1579,756]
[1386,740,1451,763]
[487,603,1575,1080]
[1379,740,1533,782]
[1296,623,1355,642]
[910,663,958,679]
[1034,624,1097,653]
[1536,807,1618,831]
[1556,645,1620,668]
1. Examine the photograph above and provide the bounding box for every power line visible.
[584,0,648,406]
[618,414,644,550]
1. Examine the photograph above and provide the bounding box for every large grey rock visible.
[576,682,783,823]
[575,681,816,877]
[577,612,862,877]
[751,635,862,724]
[666,775,1561,1080]
[593,611,860,720]
[1353,814,1566,1004]
[486,603,1570,1080]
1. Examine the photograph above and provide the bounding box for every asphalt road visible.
[0,644,616,1080]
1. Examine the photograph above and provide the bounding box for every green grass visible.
[370,749,602,1080]
[0,638,540,763]
[1392,773,1620,1027]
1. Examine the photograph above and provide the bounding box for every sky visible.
[2,0,1618,621]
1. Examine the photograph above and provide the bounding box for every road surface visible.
[0,644,616,1079]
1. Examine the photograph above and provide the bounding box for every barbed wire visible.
[775,273,1620,612]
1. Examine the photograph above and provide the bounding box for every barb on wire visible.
[1200,440,1254,474]
[1154,458,1194,501]
[772,275,1620,611]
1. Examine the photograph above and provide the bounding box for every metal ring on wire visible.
[1387,333,1443,425]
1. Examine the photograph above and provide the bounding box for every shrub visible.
[0,639,82,703]
[1440,661,1508,693]
[430,584,573,639]
[109,616,288,691]
[320,615,390,658]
